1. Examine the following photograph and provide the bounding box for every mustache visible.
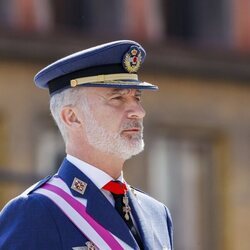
[121,120,143,130]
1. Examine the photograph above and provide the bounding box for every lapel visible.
[127,189,154,250]
[57,159,138,249]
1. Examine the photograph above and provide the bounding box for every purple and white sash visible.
[34,177,133,250]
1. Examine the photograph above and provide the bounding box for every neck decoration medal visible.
[123,192,131,221]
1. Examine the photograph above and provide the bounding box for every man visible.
[0,40,173,249]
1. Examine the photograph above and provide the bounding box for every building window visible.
[164,0,230,47]
[148,130,222,249]
[32,112,65,176]
[35,129,65,176]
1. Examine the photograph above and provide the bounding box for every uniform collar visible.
[66,154,124,189]
[57,158,139,249]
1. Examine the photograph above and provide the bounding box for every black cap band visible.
[48,64,126,94]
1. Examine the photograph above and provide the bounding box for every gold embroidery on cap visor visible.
[70,73,138,87]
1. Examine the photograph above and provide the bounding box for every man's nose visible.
[127,102,146,119]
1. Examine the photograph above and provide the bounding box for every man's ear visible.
[60,107,81,128]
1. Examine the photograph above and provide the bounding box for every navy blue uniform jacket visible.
[0,159,173,249]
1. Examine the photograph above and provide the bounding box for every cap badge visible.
[71,177,87,195]
[123,46,142,73]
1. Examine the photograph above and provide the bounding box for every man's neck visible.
[66,146,125,179]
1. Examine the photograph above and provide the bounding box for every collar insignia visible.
[71,177,87,195]
[123,45,142,73]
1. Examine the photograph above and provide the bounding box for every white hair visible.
[49,88,88,143]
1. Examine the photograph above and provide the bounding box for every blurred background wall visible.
[0,0,250,249]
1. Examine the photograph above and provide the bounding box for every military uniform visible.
[0,40,173,249]
[0,158,173,249]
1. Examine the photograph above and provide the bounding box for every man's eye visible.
[111,96,122,100]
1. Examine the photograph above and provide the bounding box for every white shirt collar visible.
[66,154,123,189]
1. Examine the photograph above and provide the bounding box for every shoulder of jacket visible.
[23,175,53,196]
[129,185,169,208]
[129,185,154,200]
[129,185,146,195]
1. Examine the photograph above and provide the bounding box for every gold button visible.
[70,79,78,87]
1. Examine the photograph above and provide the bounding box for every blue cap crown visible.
[34,40,158,95]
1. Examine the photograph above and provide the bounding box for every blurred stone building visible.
[0,1,250,250]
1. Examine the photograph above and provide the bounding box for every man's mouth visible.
[122,127,142,134]
[121,128,143,139]
[123,128,140,132]
[121,121,143,135]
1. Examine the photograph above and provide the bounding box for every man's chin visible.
[126,140,145,156]
[87,134,144,160]
[109,139,144,160]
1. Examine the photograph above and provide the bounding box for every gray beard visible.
[83,109,144,160]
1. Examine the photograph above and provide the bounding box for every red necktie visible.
[102,180,144,249]
[102,180,127,195]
